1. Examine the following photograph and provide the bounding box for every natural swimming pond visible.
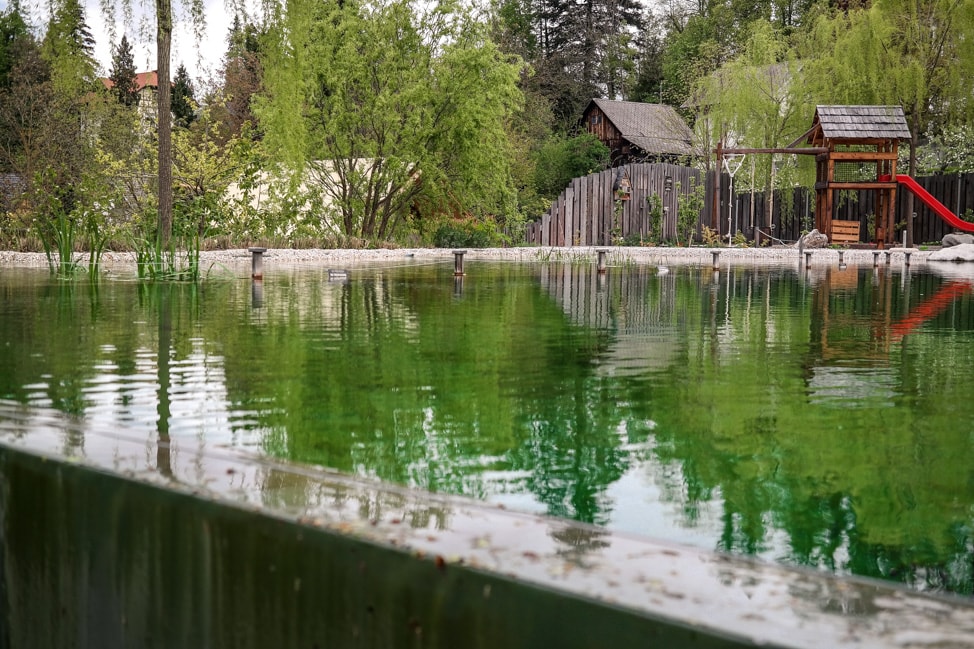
[2,258,973,596]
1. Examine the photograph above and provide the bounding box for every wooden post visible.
[712,142,722,232]
[453,250,466,276]
[248,247,267,279]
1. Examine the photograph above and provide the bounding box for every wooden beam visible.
[719,147,828,156]
[785,126,818,149]
[829,151,898,161]
[815,181,898,190]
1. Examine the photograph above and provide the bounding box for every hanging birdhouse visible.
[613,170,632,201]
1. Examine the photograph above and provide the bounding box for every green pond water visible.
[2,259,974,595]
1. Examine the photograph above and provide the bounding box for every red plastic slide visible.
[895,174,974,233]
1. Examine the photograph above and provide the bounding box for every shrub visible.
[432,216,503,248]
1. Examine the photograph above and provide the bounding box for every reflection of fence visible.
[527,168,974,247]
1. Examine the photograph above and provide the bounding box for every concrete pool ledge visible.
[1,404,973,648]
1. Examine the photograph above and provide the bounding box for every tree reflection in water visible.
[1,262,974,594]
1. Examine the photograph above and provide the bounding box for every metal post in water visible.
[885,251,892,265]
[596,248,608,274]
[904,251,912,267]
[249,247,267,279]
[873,251,880,268]
[453,250,467,276]
[711,250,720,271]
[837,250,844,266]
[805,251,812,266]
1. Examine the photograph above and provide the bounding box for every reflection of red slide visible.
[891,280,973,339]
[895,174,974,233]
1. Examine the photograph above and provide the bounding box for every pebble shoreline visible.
[0,245,936,271]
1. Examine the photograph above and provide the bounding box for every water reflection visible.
[1,262,974,595]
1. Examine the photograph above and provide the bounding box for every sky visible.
[2,0,250,84]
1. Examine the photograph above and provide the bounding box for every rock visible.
[942,233,974,247]
[929,243,974,262]
[797,229,829,249]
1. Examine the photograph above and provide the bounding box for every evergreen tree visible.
[109,35,139,107]
[216,17,264,140]
[0,3,31,90]
[41,0,97,95]
[0,34,48,175]
[630,11,666,103]
[172,63,195,127]
[544,0,642,100]
[496,0,642,122]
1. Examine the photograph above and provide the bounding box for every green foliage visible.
[132,203,205,282]
[914,124,974,174]
[172,63,196,128]
[695,20,812,188]
[676,178,704,246]
[0,5,30,90]
[701,225,723,247]
[801,0,974,167]
[258,0,524,244]
[533,132,610,199]
[108,35,139,107]
[218,19,264,140]
[662,15,727,110]
[34,199,78,276]
[41,0,98,95]
[646,193,664,244]
[432,216,505,248]
[620,232,644,246]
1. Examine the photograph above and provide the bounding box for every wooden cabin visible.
[806,105,911,246]
[582,99,696,166]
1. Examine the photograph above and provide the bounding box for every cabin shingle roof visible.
[589,99,695,156]
[811,105,911,141]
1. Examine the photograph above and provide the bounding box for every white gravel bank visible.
[0,245,935,272]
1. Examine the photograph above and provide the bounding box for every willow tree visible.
[102,0,205,247]
[802,0,974,245]
[693,20,812,230]
[257,0,524,244]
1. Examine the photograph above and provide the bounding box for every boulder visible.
[929,243,974,262]
[797,229,829,249]
[942,233,974,247]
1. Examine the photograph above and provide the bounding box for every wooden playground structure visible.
[718,105,912,247]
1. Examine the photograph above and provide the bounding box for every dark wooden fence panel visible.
[722,172,974,246]
[525,169,974,246]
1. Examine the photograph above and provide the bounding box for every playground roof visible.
[808,105,911,142]
[586,99,695,156]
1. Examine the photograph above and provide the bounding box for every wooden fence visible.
[525,164,704,246]
[526,166,974,246]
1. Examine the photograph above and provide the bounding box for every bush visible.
[533,132,610,199]
[432,216,503,248]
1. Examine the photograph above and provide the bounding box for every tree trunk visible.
[156,0,173,247]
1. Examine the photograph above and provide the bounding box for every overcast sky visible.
[2,0,251,83]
